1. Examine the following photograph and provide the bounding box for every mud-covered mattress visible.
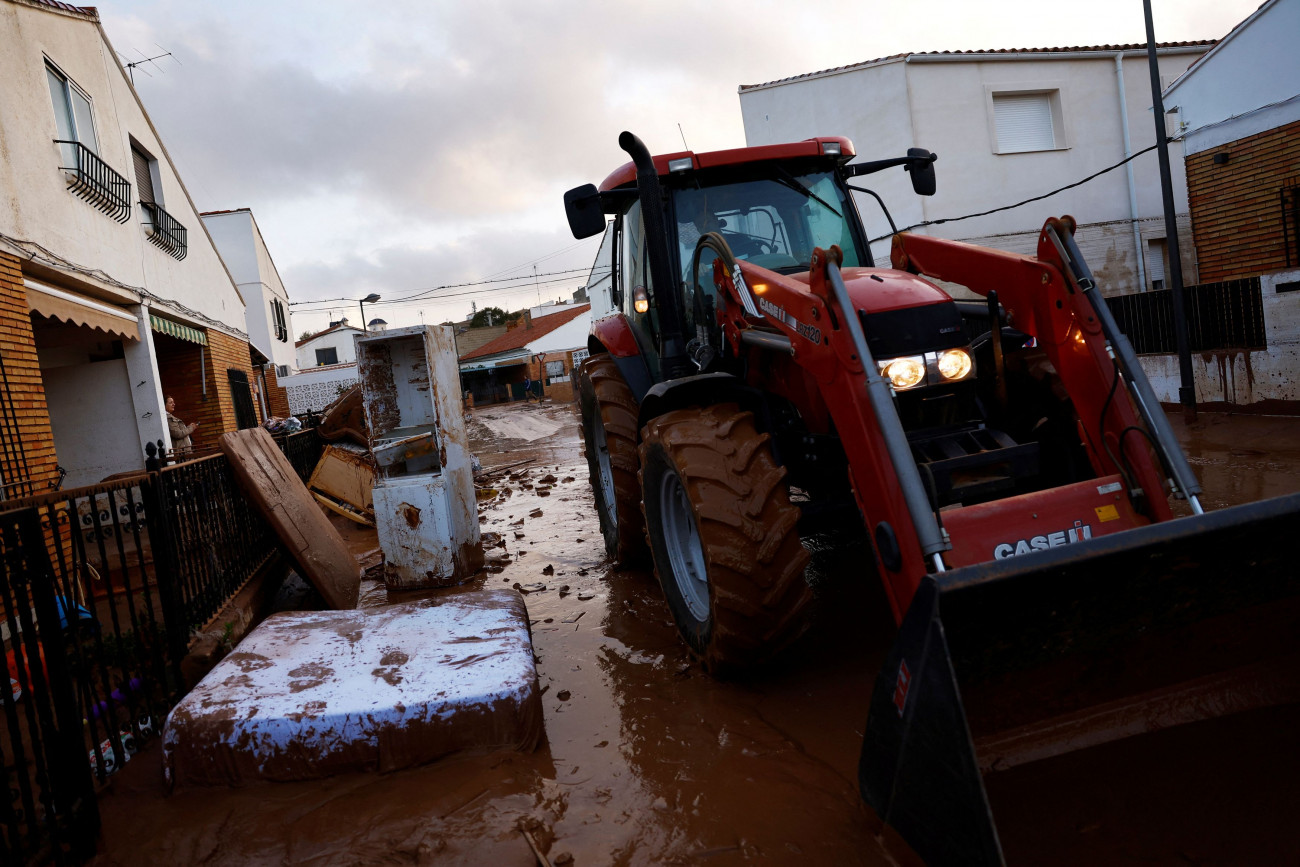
[163,589,541,787]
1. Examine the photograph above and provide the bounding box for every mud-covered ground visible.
[91,402,1300,866]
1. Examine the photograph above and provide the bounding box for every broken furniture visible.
[307,443,376,527]
[219,427,360,609]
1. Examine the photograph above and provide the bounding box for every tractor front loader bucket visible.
[860,489,1300,866]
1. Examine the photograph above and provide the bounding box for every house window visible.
[131,141,161,208]
[1147,239,1168,291]
[544,359,567,384]
[315,347,338,366]
[271,299,289,342]
[46,62,97,165]
[276,364,290,378]
[990,89,1064,154]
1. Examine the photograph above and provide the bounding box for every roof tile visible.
[460,305,590,361]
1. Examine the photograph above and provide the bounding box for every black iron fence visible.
[1103,277,1266,356]
[0,428,321,862]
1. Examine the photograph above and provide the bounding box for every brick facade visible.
[527,349,579,403]
[155,326,262,456]
[263,364,291,418]
[0,252,60,497]
[1186,118,1300,282]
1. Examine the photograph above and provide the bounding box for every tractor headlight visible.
[633,287,650,314]
[936,348,973,381]
[880,356,927,390]
[878,347,976,390]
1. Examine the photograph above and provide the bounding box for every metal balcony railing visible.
[140,200,188,260]
[54,139,132,223]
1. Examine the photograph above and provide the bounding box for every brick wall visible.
[0,252,60,496]
[528,351,579,403]
[1186,118,1300,282]
[263,364,291,418]
[155,327,261,455]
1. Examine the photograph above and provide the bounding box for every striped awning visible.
[150,314,208,346]
[25,282,138,341]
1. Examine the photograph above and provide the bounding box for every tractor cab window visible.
[619,199,660,378]
[672,169,864,280]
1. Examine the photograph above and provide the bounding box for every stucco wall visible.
[203,210,297,372]
[43,357,141,486]
[0,1,246,335]
[1164,0,1300,145]
[297,328,364,369]
[1138,269,1300,408]
[739,50,1204,293]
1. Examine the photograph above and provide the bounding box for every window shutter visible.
[993,93,1056,152]
[1147,239,1166,285]
[132,147,155,204]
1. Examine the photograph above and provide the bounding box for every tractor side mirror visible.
[905,148,937,196]
[564,184,607,239]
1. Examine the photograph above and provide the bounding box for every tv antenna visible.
[118,45,180,85]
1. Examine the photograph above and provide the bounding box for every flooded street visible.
[91,402,1300,866]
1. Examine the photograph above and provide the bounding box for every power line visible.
[288,265,609,308]
[290,272,596,312]
[868,144,1160,244]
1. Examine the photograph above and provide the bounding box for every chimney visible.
[524,311,533,330]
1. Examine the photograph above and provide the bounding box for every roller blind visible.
[993,92,1056,153]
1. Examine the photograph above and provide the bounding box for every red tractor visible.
[565,131,1300,864]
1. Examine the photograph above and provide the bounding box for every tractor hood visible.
[783,266,954,316]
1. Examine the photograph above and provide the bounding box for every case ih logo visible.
[993,521,1093,560]
[893,659,912,717]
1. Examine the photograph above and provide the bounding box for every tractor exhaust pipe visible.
[619,131,690,379]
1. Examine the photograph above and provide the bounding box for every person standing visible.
[523,375,534,403]
[165,395,199,456]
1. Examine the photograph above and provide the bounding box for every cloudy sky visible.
[97,0,1261,336]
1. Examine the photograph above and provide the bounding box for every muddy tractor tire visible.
[639,404,813,673]
[578,355,646,564]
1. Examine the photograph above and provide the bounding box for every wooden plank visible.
[219,428,359,609]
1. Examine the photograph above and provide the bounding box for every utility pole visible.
[534,265,541,305]
[1143,0,1197,422]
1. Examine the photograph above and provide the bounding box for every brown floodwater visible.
[90,404,1300,866]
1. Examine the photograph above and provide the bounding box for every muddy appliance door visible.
[356,325,482,588]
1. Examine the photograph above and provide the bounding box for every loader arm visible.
[890,226,1174,523]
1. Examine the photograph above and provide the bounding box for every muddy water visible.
[91,405,1300,865]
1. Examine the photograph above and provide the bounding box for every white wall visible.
[739,49,1206,294]
[527,310,592,356]
[1164,0,1300,154]
[1138,270,1300,406]
[296,327,364,369]
[0,1,246,335]
[282,364,360,415]
[203,209,297,372]
[43,358,142,487]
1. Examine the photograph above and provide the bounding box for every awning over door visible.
[24,281,139,341]
[149,314,208,346]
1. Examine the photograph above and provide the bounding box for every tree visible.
[298,329,318,342]
[469,306,508,328]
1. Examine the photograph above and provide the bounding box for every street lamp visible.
[358,293,380,332]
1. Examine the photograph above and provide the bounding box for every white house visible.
[738,42,1212,297]
[295,321,366,369]
[458,304,592,404]
[201,207,297,417]
[0,0,259,489]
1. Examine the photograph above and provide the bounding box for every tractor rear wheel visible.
[639,404,813,673]
[578,355,645,564]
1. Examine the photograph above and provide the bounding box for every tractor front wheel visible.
[578,355,645,564]
[639,404,812,673]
